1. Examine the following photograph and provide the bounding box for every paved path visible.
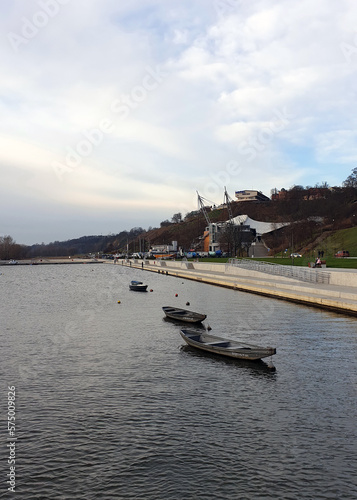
[122,260,357,316]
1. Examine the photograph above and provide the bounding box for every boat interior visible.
[185,334,253,350]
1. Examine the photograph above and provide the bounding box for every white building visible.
[205,216,289,254]
[235,190,270,202]
[150,241,178,253]
[231,215,288,236]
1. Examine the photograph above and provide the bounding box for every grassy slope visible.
[281,226,357,267]
[264,226,357,267]
[315,226,357,256]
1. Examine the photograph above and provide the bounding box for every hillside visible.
[143,187,357,257]
[2,185,356,260]
[310,227,357,256]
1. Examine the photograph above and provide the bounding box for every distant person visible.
[314,257,321,268]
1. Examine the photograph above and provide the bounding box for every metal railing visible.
[226,258,331,285]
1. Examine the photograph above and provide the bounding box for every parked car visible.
[290,253,302,258]
[334,250,349,257]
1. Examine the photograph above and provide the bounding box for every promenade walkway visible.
[122,259,357,316]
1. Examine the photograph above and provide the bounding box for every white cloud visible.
[314,130,357,164]
[1,0,357,244]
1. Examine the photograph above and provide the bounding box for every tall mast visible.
[224,186,234,224]
[197,191,211,226]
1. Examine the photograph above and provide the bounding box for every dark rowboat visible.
[129,280,148,292]
[180,329,276,361]
[162,306,206,323]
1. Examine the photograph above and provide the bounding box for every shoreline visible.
[2,257,356,316]
[0,258,106,266]
[121,259,357,317]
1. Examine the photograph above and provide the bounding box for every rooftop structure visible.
[231,215,289,236]
[235,190,270,202]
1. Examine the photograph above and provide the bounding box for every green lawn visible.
[188,255,357,269]
[250,256,357,269]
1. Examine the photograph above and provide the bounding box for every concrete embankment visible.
[121,259,357,316]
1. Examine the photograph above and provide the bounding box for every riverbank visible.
[121,259,357,316]
[2,257,356,316]
[0,258,105,266]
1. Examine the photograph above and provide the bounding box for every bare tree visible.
[171,213,182,224]
[0,235,24,260]
[343,167,357,188]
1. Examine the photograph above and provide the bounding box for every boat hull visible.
[180,330,276,361]
[163,306,206,323]
[129,284,148,291]
[129,280,148,292]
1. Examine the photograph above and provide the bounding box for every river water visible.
[1,263,356,499]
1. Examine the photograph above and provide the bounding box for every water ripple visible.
[1,265,356,499]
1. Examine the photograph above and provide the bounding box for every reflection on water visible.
[162,316,207,329]
[180,344,277,375]
[1,264,357,499]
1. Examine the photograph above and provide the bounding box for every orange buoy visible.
[175,293,178,297]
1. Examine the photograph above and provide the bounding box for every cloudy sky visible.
[1,0,357,245]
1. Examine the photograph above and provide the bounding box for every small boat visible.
[163,306,206,323]
[180,329,276,361]
[129,280,148,292]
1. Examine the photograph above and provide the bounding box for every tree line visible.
[1,168,356,259]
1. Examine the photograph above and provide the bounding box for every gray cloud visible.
[1,0,357,244]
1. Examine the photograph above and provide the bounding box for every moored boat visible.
[129,280,148,292]
[180,329,276,361]
[163,306,206,323]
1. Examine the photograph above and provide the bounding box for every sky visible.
[1,0,357,245]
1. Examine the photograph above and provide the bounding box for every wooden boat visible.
[129,280,148,292]
[180,329,276,361]
[162,306,206,323]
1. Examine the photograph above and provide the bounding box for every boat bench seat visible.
[207,341,231,348]
[188,335,202,341]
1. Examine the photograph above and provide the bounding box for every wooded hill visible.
[1,184,356,259]
[143,186,357,256]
